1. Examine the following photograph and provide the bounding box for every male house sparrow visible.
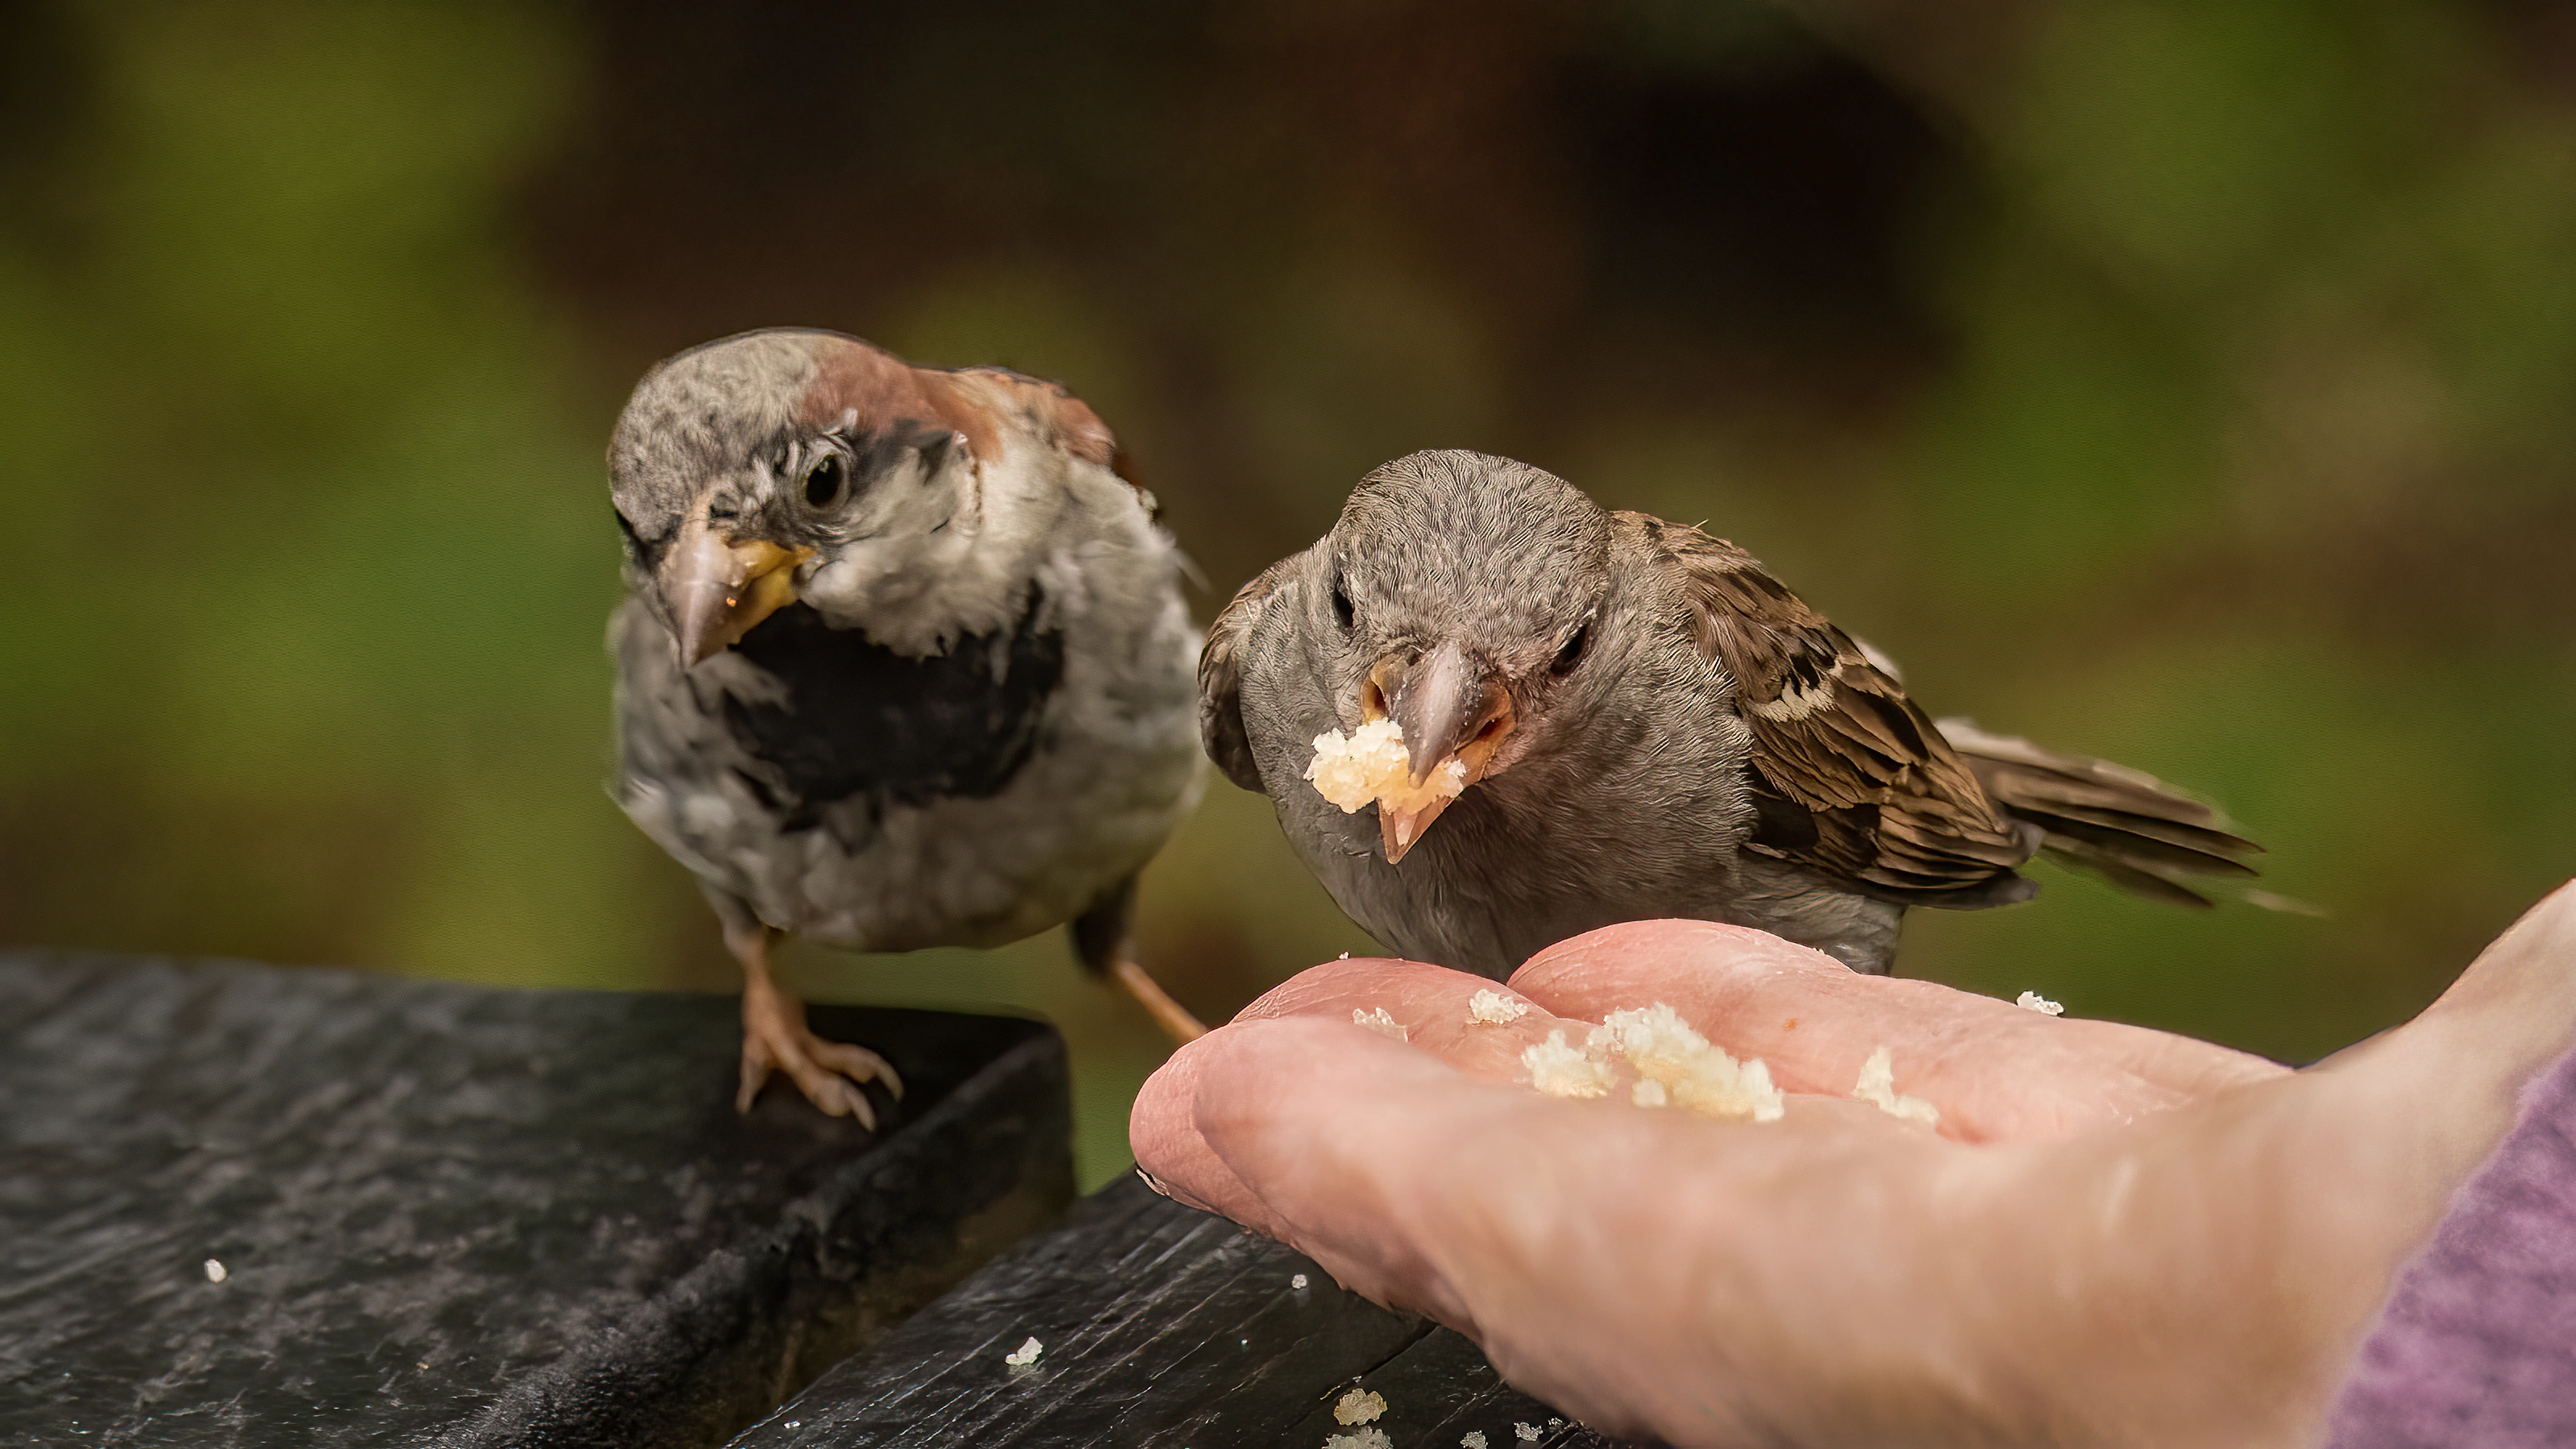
[1200,450,2260,978]
[609,330,1205,1123]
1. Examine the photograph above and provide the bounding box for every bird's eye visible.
[1552,621,1591,675]
[1329,574,1355,632]
[802,454,846,508]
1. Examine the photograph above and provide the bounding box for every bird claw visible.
[736,996,901,1128]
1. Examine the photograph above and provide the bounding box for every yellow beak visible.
[664,519,808,666]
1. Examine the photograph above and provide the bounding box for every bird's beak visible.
[663,518,809,666]
[1366,639,1516,864]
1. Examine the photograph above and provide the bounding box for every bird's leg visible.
[725,918,904,1126]
[1071,878,1207,1044]
[1111,952,1207,1044]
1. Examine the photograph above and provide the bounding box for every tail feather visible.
[1934,717,2265,909]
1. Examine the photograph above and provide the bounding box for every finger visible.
[1513,920,2286,1141]
[1234,957,1589,1087]
[1141,998,1912,1268]
[1178,1014,1947,1443]
[1129,1027,1282,1234]
[1146,960,1900,1229]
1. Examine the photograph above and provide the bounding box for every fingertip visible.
[1130,1028,1261,1221]
[1234,956,1493,1023]
[1511,919,1843,999]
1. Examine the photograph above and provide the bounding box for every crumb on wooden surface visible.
[1335,1387,1387,1425]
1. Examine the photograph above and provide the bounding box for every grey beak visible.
[1386,640,1512,787]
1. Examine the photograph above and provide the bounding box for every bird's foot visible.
[737,978,904,1127]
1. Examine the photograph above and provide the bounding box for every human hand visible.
[1131,886,2576,1447]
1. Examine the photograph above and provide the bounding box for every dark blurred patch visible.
[0,0,98,259]
[1548,8,1956,427]
[521,0,1959,590]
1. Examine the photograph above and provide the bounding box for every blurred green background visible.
[3,0,2570,1189]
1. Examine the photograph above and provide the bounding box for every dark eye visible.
[1552,621,1590,675]
[1328,571,1355,631]
[802,454,846,508]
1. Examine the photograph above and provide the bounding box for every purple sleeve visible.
[2322,1043,2576,1447]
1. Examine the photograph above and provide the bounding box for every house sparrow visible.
[609,329,1206,1124]
[1200,449,2261,978]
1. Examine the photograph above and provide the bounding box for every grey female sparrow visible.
[1201,449,2258,979]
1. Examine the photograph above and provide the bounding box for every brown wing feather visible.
[1198,561,1293,792]
[1640,515,2034,903]
[1934,718,2265,907]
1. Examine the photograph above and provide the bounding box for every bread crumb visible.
[1335,1388,1387,1425]
[2016,990,2064,1016]
[1852,1047,1941,1127]
[203,1259,226,1284]
[1515,1424,1541,1442]
[1461,1434,1488,1449]
[1520,1030,1614,1099]
[1292,1273,1309,1289]
[1595,1003,1785,1123]
[1307,720,1469,815]
[1324,1430,1392,1449]
[1003,1336,1042,1366]
[1467,989,1530,1025]
[1631,1077,1668,1108]
[1352,1007,1408,1042]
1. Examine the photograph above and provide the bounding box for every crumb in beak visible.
[1305,720,1467,814]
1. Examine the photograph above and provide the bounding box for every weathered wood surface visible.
[732,1173,1647,1448]
[0,953,1072,1447]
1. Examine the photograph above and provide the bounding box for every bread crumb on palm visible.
[1352,1007,1408,1042]
[1002,1336,1042,1366]
[1852,1047,1941,1126]
[1595,1003,1784,1123]
[1335,1388,1388,1426]
[1519,1005,1783,1121]
[1520,1029,1614,1098]
[1467,989,1530,1025]
[1307,720,1468,815]
[2015,990,2064,1015]
[1325,1430,1393,1449]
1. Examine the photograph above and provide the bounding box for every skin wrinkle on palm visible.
[1134,884,2576,1447]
